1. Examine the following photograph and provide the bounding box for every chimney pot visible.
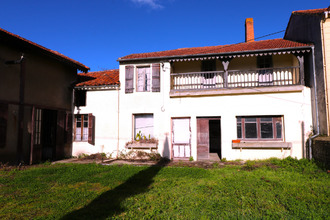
[245,18,254,42]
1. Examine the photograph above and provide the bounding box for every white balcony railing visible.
[170,67,301,91]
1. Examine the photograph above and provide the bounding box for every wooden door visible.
[197,118,209,160]
[172,118,191,159]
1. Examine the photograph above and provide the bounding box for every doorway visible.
[41,109,57,161]
[197,117,221,160]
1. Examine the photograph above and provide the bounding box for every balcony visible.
[170,67,301,91]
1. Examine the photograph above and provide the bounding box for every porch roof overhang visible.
[118,39,313,63]
[168,46,312,62]
[118,46,312,63]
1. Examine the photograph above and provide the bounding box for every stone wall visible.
[312,137,330,169]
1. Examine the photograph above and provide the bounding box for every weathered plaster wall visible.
[75,61,312,160]
[72,89,120,157]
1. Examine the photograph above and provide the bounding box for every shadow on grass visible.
[61,160,169,220]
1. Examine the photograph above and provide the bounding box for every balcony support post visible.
[221,60,231,88]
[296,55,305,85]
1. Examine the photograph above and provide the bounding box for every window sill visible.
[126,142,158,151]
[232,141,292,150]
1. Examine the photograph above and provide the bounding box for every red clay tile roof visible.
[0,27,89,72]
[293,7,329,15]
[76,69,119,87]
[118,39,312,61]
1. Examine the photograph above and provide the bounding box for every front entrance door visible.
[197,117,221,160]
[41,109,57,161]
[172,118,191,159]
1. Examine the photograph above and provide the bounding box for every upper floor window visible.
[257,56,273,85]
[257,56,273,69]
[125,64,160,93]
[237,116,283,141]
[137,66,151,92]
[201,60,216,72]
[201,60,216,79]
[74,90,86,107]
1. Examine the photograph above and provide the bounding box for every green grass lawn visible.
[0,158,329,219]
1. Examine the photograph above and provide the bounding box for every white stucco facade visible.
[73,88,120,157]
[73,59,313,160]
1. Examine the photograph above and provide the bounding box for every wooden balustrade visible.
[170,67,300,91]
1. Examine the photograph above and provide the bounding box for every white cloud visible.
[131,0,163,9]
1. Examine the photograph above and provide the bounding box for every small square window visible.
[134,114,154,139]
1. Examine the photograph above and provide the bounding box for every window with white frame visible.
[134,114,154,140]
[237,116,283,141]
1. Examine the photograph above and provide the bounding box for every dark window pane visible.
[77,122,81,127]
[237,123,242,138]
[245,123,257,138]
[245,118,256,122]
[260,117,272,122]
[276,122,282,138]
[261,123,273,138]
[83,122,88,128]
[237,117,242,122]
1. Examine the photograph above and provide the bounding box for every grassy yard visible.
[0,158,329,219]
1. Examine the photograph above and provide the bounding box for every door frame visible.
[196,117,221,160]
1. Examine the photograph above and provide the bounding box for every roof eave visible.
[75,84,120,90]
[0,28,90,72]
[118,45,313,63]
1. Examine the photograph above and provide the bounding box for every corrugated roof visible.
[76,69,119,87]
[0,27,89,72]
[118,39,312,61]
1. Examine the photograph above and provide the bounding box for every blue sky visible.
[1,0,329,72]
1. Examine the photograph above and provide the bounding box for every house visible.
[285,6,330,136]
[74,18,315,161]
[0,28,89,164]
[73,69,120,157]
[284,6,330,166]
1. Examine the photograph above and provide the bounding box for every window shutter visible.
[152,64,160,92]
[88,113,95,145]
[125,66,134,93]
[0,103,8,148]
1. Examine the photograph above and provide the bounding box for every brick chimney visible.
[245,18,254,42]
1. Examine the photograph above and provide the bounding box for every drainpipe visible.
[116,84,120,159]
[321,13,329,135]
[308,46,320,160]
